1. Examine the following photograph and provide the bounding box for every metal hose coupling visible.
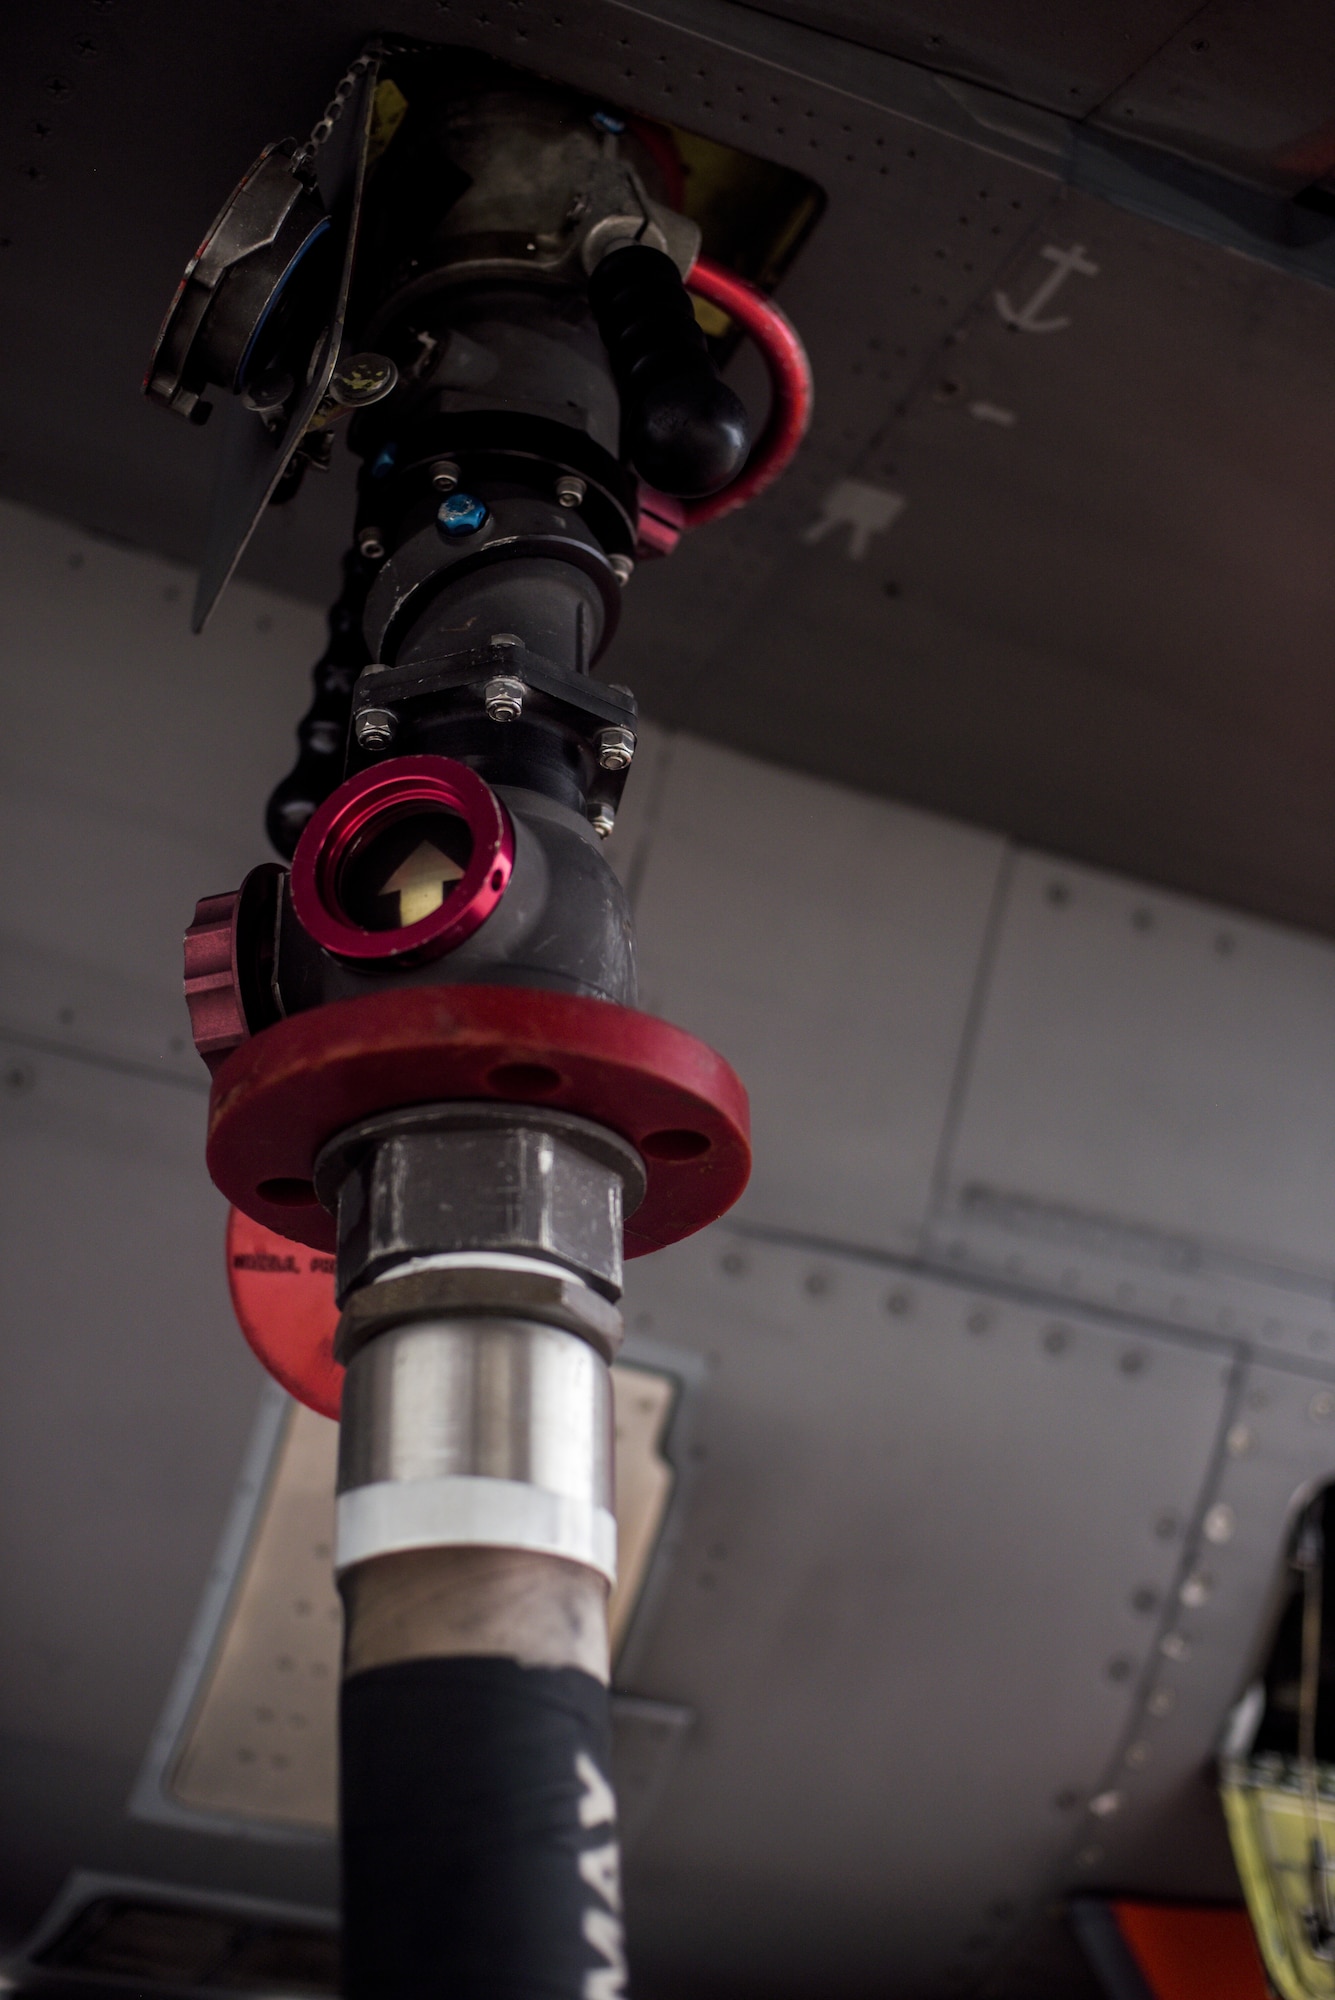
[336,1287,620,1584]
[320,1101,643,2000]
[316,1101,643,1594]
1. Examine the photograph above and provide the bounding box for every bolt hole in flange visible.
[257,1176,321,1207]
[487,1061,565,1097]
[641,1128,711,1160]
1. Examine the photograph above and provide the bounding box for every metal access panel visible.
[1071,1352,1335,1907]
[613,1223,1235,1998]
[630,733,1005,1255]
[0,500,322,1082]
[933,850,1335,1364]
[0,505,345,1942]
[0,1036,310,1922]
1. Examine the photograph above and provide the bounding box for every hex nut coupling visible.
[333,1263,624,1366]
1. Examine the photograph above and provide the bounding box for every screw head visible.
[354,707,396,752]
[609,553,634,585]
[556,473,587,508]
[430,457,461,494]
[331,351,399,406]
[357,526,385,560]
[596,723,636,771]
[438,491,488,537]
[484,674,525,723]
[591,803,617,838]
[3,1057,35,1096]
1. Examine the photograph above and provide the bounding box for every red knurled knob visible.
[183,890,247,1074]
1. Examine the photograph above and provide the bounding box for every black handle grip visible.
[589,243,750,498]
[264,550,373,858]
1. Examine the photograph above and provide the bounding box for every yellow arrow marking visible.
[380,841,464,926]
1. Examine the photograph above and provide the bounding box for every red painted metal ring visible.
[684,257,813,528]
[290,754,514,964]
[206,984,751,1259]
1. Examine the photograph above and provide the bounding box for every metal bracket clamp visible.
[334,1264,625,1367]
[348,642,639,828]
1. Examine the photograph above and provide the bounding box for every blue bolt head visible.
[437,491,489,537]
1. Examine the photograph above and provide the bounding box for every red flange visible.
[227,1207,343,1419]
[207,984,750,1258]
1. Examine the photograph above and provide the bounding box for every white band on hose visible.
[336,1476,618,1584]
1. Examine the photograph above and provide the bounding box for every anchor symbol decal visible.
[995,242,1099,334]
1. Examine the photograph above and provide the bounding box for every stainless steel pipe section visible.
[336,1313,617,1582]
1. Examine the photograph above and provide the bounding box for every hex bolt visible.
[430,458,461,494]
[484,675,525,723]
[596,724,636,772]
[355,707,397,752]
[438,492,489,537]
[591,803,617,838]
[609,553,634,585]
[357,526,385,560]
[555,473,587,508]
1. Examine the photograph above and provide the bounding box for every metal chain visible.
[291,49,379,173]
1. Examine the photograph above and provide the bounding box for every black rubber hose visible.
[588,243,750,498]
[341,1657,628,1999]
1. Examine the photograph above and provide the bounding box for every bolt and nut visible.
[555,473,587,508]
[354,707,397,752]
[438,491,488,536]
[430,458,461,494]
[609,553,634,585]
[591,803,616,838]
[484,675,525,723]
[595,724,636,772]
[357,526,385,560]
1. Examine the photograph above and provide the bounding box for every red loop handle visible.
[681,256,813,528]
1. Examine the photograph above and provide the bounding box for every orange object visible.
[1114,1901,1269,2000]
[226,1206,342,1420]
